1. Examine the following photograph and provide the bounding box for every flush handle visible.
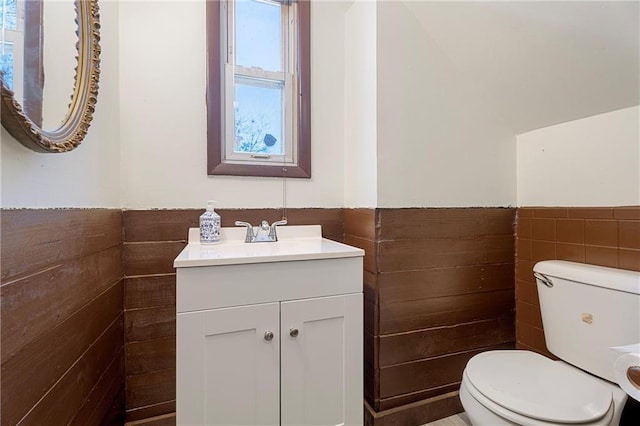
[533,272,553,288]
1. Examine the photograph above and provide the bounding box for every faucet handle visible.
[235,221,255,243]
[269,219,288,240]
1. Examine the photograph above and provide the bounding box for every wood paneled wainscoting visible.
[122,208,343,424]
[345,208,516,426]
[1,209,125,425]
[2,207,516,425]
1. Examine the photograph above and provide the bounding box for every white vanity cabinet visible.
[177,302,280,425]
[174,226,364,426]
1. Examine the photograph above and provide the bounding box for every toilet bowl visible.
[460,350,627,426]
[459,261,640,426]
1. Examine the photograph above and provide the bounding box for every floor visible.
[423,413,471,426]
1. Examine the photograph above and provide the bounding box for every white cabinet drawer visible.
[177,256,363,313]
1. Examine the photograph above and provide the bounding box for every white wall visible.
[517,106,640,207]
[1,0,121,208]
[118,0,347,209]
[2,1,636,211]
[403,1,639,135]
[375,2,516,208]
[343,0,377,208]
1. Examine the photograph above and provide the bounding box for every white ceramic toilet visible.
[460,260,640,426]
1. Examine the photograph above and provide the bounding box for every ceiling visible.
[402,0,640,134]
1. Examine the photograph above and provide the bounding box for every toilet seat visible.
[461,376,614,426]
[464,351,615,425]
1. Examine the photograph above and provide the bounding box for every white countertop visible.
[173,225,364,268]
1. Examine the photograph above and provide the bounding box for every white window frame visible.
[221,0,298,166]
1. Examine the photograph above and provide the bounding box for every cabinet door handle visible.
[264,331,274,341]
[289,328,299,338]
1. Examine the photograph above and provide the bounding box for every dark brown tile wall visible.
[122,208,344,423]
[515,207,640,355]
[1,209,125,426]
[347,208,516,425]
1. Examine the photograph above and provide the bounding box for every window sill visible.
[208,162,311,178]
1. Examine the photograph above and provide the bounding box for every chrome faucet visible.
[235,219,288,243]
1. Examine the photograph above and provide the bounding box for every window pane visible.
[235,0,281,72]
[0,42,14,90]
[0,0,18,30]
[234,79,283,155]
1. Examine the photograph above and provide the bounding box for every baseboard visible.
[364,391,463,426]
[124,412,176,426]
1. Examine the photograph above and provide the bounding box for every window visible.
[1,0,44,126]
[1,0,24,97]
[207,0,311,178]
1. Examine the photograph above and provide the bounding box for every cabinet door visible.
[280,294,363,426]
[177,302,280,425]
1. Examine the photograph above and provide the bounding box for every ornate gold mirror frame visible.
[0,0,100,153]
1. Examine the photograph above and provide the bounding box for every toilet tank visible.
[533,260,640,383]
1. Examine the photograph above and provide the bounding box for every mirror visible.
[0,0,101,153]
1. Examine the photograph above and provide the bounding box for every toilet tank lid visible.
[466,351,613,423]
[534,260,640,295]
